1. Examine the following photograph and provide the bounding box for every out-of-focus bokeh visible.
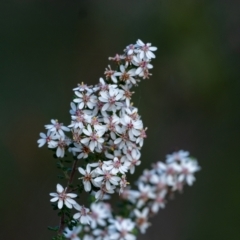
[1,0,240,239]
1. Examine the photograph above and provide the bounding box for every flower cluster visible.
[38,39,157,201]
[121,150,200,234]
[62,150,200,240]
[38,40,200,240]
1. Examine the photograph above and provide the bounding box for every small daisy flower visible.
[45,119,70,137]
[81,125,105,152]
[178,161,200,186]
[136,39,157,60]
[37,130,58,147]
[50,184,77,209]
[110,218,136,240]
[73,205,92,225]
[115,65,136,85]
[78,164,97,192]
[134,208,150,234]
[89,202,109,229]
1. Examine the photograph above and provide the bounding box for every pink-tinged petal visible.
[94,176,104,182]
[73,98,82,103]
[99,96,108,102]
[83,128,91,136]
[80,215,88,224]
[119,65,125,73]
[78,102,84,109]
[87,124,92,133]
[49,193,58,197]
[78,167,86,175]
[73,213,81,220]
[137,39,144,46]
[75,91,83,97]
[65,201,72,209]
[37,139,46,147]
[56,147,62,157]
[149,46,157,51]
[86,164,91,173]
[114,138,122,144]
[89,141,95,152]
[50,197,59,202]
[84,181,91,192]
[61,126,70,131]
[57,184,64,193]
[66,198,77,205]
[135,67,142,75]
[81,138,90,144]
[105,181,111,190]
[101,103,109,112]
[146,51,155,59]
[58,200,63,209]
[98,138,104,143]
[73,204,81,211]
[66,193,77,198]
[40,132,46,138]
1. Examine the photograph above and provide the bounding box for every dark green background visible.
[1,0,240,239]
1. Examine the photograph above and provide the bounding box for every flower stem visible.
[58,159,78,235]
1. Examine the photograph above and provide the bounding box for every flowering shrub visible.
[38,40,200,240]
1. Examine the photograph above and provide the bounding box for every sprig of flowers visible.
[62,150,200,240]
[37,40,200,240]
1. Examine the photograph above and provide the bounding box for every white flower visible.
[64,226,82,240]
[104,151,130,175]
[69,113,91,129]
[121,115,143,141]
[132,56,153,76]
[151,174,168,192]
[78,164,97,192]
[99,85,124,112]
[178,161,200,185]
[110,218,136,240]
[94,169,121,191]
[124,44,136,55]
[165,163,182,186]
[115,65,136,85]
[50,184,77,209]
[81,125,105,152]
[73,205,91,225]
[48,137,71,158]
[71,143,90,159]
[136,39,157,60]
[89,202,110,229]
[74,91,97,110]
[114,132,133,150]
[103,115,122,137]
[136,182,156,208]
[73,82,93,93]
[134,208,150,234]
[127,149,141,174]
[151,189,167,213]
[135,127,147,147]
[45,119,70,137]
[95,183,116,201]
[37,130,58,147]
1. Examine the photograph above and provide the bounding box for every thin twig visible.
[58,159,78,235]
